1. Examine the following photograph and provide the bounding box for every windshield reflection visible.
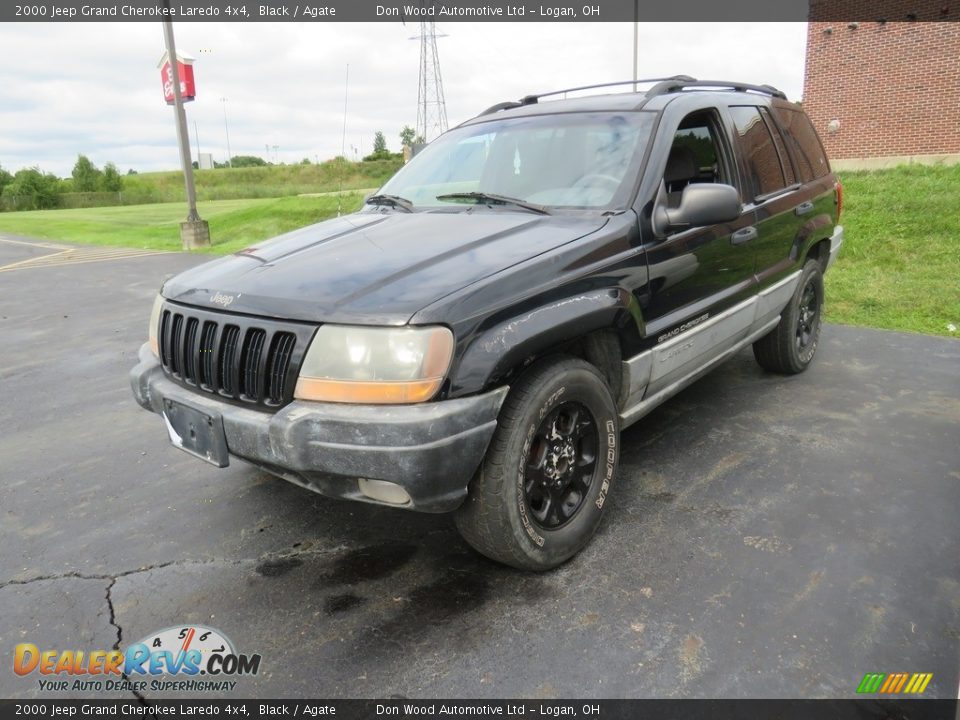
[377,112,654,211]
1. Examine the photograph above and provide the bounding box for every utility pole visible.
[193,120,201,164]
[632,0,638,91]
[337,63,349,217]
[161,3,209,248]
[221,97,232,166]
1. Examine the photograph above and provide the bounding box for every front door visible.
[640,109,757,395]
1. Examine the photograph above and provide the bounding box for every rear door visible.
[725,104,803,285]
[770,104,840,243]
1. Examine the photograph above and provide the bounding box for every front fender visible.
[449,288,639,397]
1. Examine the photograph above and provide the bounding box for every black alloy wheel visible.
[752,258,825,375]
[523,401,599,529]
[796,278,820,354]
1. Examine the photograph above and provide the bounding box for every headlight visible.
[148,294,164,357]
[294,325,454,404]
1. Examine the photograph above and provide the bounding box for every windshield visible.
[377,111,655,211]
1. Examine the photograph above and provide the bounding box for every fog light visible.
[358,478,412,506]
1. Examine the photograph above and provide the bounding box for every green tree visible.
[2,167,61,209]
[71,154,102,192]
[399,126,416,148]
[229,155,268,168]
[101,162,123,192]
[373,131,388,155]
[0,163,12,197]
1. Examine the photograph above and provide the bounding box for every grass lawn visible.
[0,194,365,255]
[0,165,956,337]
[116,159,400,204]
[830,164,960,337]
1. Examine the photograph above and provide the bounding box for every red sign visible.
[161,59,196,105]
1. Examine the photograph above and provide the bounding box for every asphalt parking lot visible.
[1,235,958,700]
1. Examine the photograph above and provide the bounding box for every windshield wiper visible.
[435,192,551,215]
[365,194,415,212]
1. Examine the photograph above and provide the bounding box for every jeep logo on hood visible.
[210,292,236,307]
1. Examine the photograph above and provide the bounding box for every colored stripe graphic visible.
[879,674,898,693]
[893,674,909,693]
[857,672,932,694]
[857,673,885,693]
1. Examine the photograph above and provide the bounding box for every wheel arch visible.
[789,210,835,265]
[804,236,833,272]
[448,288,646,401]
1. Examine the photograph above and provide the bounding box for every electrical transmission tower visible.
[414,21,448,143]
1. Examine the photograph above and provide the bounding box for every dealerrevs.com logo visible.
[13,625,261,693]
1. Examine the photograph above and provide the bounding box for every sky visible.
[0,22,808,177]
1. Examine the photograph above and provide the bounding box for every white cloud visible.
[0,21,807,176]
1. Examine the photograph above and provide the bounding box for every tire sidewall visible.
[501,363,619,569]
[787,262,825,370]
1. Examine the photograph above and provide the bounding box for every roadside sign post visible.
[160,5,209,250]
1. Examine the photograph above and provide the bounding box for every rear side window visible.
[760,107,796,187]
[729,106,788,199]
[772,107,830,181]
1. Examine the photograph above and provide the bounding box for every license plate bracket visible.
[161,398,230,468]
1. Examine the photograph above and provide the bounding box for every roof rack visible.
[518,76,696,106]
[478,100,525,116]
[477,76,695,116]
[646,78,787,100]
[477,76,787,118]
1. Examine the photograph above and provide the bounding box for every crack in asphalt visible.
[104,576,149,705]
[0,543,351,591]
[0,558,241,590]
[2,545,347,705]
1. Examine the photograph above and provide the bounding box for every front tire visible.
[753,259,824,374]
[455,357,620,571]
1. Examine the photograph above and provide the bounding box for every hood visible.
[162,210,608,325]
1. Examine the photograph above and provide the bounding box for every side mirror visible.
[654,183,741,235]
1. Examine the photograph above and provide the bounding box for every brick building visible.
[802,17,960,168]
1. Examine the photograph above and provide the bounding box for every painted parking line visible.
[0,245,171,273]
[0,235,70,250]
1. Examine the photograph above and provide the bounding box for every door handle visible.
[730,226,757,245]
[794,201,814,215]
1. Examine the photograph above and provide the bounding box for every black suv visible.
[131,76,843,570]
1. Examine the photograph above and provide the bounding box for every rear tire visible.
[455,357,619,571]
[753,259,824,374]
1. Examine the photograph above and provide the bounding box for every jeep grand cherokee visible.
[131,76,843,570]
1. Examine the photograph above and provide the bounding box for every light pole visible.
[632,0,638,91]
[161,3,208,248]
[221,97,232,167]
[337,63,349,216]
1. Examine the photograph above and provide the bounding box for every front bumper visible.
[130,344,508,513]
[825,224,844,270]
